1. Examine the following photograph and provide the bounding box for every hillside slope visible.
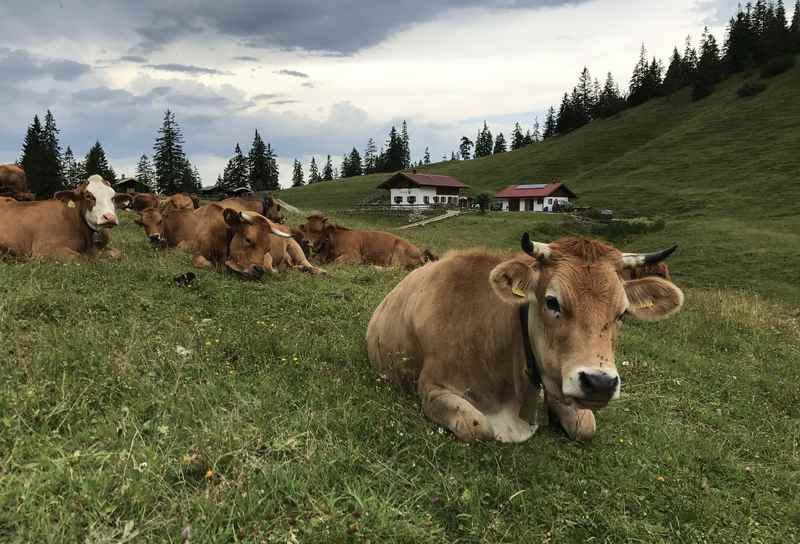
[282,67,800,220]
[280,67,800,303]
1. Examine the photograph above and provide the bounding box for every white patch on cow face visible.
[84,175,119,229]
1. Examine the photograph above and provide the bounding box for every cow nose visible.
[252,265,265,278]
[149,234,161,243]
[102,212,118,225]
[579,371,619,396]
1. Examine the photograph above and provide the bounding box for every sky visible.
[0,0,741,187]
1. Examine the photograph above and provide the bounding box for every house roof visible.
[495,182,575,199]
[378,172,467,189]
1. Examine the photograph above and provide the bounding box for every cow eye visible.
[545,296,561,314]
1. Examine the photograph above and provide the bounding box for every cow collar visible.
[519,303,543,390]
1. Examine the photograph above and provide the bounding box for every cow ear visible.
[113,193,133,208]
[54,190,82,204]
[489,258,539,305]
[223,208,243,227]
[625,277,684,321]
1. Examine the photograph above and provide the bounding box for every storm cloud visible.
[0,48,91,82]
[144,63,232,76]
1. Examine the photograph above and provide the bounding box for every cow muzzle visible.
[149,234,164,247]
[225,261,266,280]
[562,367,621,409]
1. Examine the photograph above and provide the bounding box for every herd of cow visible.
[1,168,685,445]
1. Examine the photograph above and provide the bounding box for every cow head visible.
[300,213,336,255]
[222,209,291,279]
[490,235,683,410]
[134,207,167,247]
[263,195,285,224]
[54,175,132,230]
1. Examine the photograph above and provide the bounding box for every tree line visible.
[544,0,800,137]
[17,109,204,197]
[215,129,280,192]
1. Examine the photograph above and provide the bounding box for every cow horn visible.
[621,244,678,268]
[521,232,551,261]
[269,224,292,239]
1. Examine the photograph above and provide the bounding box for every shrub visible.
[760,55,796,78]
[737,81,767,98]
[476,192,491,214]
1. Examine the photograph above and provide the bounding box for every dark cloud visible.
[0,48,90,82]
[72,87,136,102]
[253,93,283,100]
[144,63,231,76]
[270,100,300,105]
[274,69,310,78]
[232,55,259,62]
[120,55,148,63]
[301,81,315,88]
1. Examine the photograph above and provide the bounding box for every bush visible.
[476,192,491,214]
[760,55,796,78]
[736,81,767,98]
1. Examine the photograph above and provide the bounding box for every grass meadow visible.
[1,205,799,543]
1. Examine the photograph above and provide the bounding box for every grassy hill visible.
[281,66,800,303]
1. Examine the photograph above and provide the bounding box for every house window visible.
[547,198,553,204]
[407,196,416,204]
[433,196,439,203]
[537,198,543,205]
[423,196,430,204]
[394,196,402,204]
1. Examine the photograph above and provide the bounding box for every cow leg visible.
[486,408,539,443]
[40,247,82,260]
[334,253,361,265]
[286,239,326,274]
[546,393,596,442]
[419,378,494,443]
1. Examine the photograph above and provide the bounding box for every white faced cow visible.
[0,175,132,259]
[366,235,684,443]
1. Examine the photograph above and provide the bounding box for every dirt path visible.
[396,210,462,229]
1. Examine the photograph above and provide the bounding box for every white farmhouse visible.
[379,171,468,209]
[494,182,577,212]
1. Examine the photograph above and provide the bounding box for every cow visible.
[299,213,435,269]
[0,175,132,259]
[0,164,27,198]
[366,234,684,444]
[220,194,285,224]
[124,192,161,212]
[161,193,195,212]
[135,204,324,275]
[0,196,16,205]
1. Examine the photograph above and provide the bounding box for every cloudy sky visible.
[0,0,738,187]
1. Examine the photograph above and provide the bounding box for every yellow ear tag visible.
[512,286,527,298]
[67,200,76,208]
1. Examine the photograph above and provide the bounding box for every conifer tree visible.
[724,6,756,73]
[343,147,362,177]
[522,131,534,146]
[63,146,84,188]
[153,110,187,194]
[84,141,116,182]
[322,155,334,181]
[308,157,321,183]
[458,136,473,160]
[423,147,431,165]
[493,132,507,154]
[543,107,557,138]
[596,73,626,117]
[792,1,800,51]
[663,47,688,93]
[135,154,156,191]
[41,110,65,190]
[692,27,723,100]
[683,35,699,76]
[19,115,47,197]
[511,122,525,149]
[400,120,411,169]
[383,127,404,171]
[531,117,542,143]
[221,143,248,190]
[474,121,493,157]
[291,159,305,187]
[248,130,270,191]
[363,138,377,174]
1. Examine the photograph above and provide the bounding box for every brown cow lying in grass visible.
[220,195,285,224]
[161,193,196,212]
[299,213,435,269]
[135,204,325,276]
[0,175,131,259]
[367,235,683,443]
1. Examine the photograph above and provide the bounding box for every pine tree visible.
[628,44,650,106]
[792,1,800,51]
[178,160,199,193]
[683,35,699,77]
[343,147,362,177]
[474,121,493,157]
[493,133,507,154]
[135,154,156,191]
[265,143,279,190]
[291,159,305,187]
[663,47,688,93]
[576,67,595,121]
[221,143,248,190]
[522,131,534,146]
[383,127,404,171]
[596,73,626,117]
[400,120,411,169]
[248,130,270,191]
[692,27,723,100]
[84,141,116,182]
[531,117,542,143]
[556,92,575,134]
[153,110,187,194]
[724,6,756,73]
[363,138,377,174]
[19,115,47,197]
[41,110,65,190]
[459,136,473,160]
[543,107,557,138]
[322,155,334,181]
[511,123,525,149]
[308,157,321,183]
[423,147,431,165]
[63,146,84,188]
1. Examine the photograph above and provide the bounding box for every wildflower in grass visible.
[205,468,214,479]
[656,475,665,482]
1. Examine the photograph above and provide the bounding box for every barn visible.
[378,171,468,209]
[494,182,577,212]
[114,177,150,194]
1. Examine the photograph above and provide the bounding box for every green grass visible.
[1,207,799,542]
[2,65,800,541]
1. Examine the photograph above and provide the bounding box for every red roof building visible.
[379,171,469,208]
[494,182,576,212]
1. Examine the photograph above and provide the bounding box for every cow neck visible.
[69,203,105,247]
[519,303,543,390]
